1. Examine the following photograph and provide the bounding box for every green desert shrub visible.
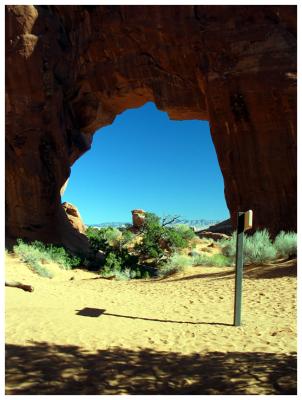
[219,229,277,264]
[142,270,151,279]
[120,267,150,280]
[135,213,196,264]
[274,231,297,258]
[161,224,196,253]
[99,255,150,280]
[86,226,115,253]
[244,230,277,264]
[88,225,150,279]
[112,267,150,281]
[173,224,196,241]
[86,226,135,254]
[13,239,81,277]
[115,269,131,281]
[28,259,54,278]
[88,214,197,280]
[163,227,193,251]
[192,253,233,267]
[102,252,123,273]
[13,240,54,278]
[219,232,237,259]
[158,253,193,277]
[30,240,81,269]
[99,248,143,278]
[100,267,130,281]
[135,213,166,262]
[103,228,122,247]
[120,230,135,245]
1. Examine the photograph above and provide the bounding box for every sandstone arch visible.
[5,5,296,252]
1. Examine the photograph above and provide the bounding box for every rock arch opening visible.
[5,5,296,252]
[61,102,229,230]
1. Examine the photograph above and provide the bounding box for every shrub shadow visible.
[6,342,296,395]
[161,259,296,283]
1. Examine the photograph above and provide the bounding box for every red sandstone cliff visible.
[5,5,296,251]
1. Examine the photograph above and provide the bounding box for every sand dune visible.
[5,253,297,395]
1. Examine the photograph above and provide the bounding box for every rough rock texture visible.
[5,5,296,252]
[132,209,146,229]
[201,218,233,235]
[196,231,230,241]
[62,202,86,234]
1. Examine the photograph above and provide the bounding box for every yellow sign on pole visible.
[244,210,253,231]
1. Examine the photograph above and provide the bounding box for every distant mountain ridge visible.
[89,218,224,230]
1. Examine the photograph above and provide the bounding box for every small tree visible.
[135,212,196,269]
[86,226,110,253]
[135,213,166,264]
[86,213,197,279]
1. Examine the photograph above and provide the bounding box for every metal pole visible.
[234,212,245,326]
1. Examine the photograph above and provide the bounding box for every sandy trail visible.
[5,254,297,395]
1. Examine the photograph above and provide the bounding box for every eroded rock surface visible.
[5,5,296,252]
[132,209,146,229]
[62,202,86,234]
[200,219,233,235]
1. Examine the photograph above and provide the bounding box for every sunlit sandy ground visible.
[5,253,297,395]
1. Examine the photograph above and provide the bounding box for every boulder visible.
[132,209,146,229]
[201,219,233,235]
[62,202,86,234]
[196,231,230,241]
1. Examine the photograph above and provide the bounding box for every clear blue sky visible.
[62,102,229,224]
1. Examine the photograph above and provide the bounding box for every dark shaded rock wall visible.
[5,5,296,250]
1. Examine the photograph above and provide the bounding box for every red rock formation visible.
[132,209,146,229]
[62,202,86,234]
[5,5,296,252]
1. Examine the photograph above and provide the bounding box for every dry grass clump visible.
[12,239,81,278]
[219,230,297,264]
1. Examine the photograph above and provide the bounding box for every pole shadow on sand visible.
[75,307,231,326]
